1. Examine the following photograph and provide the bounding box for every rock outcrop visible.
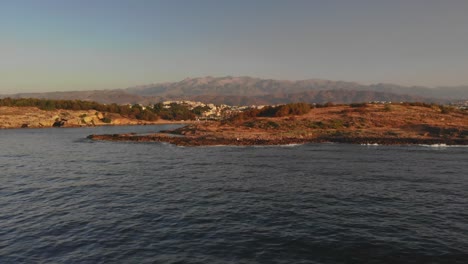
[0,107,161,129]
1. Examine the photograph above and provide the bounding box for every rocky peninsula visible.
[87,103,468,146]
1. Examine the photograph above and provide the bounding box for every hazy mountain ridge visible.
[126,76,468,100]
[2,76,467,105]
[126,76,369,97]
[2,90,159,105]
[168,90,427,106]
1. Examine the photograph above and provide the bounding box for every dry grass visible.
[179,104,468,141]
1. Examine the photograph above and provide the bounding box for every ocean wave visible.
[361,143,379,146]
[419,144,468,148]
[250,143,304,148]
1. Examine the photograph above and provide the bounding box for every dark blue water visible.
[1,125,467,264]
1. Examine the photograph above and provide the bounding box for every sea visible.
[1,125,467,264]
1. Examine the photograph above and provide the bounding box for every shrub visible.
[307,121,326,129]
[101,117,112,123]
[440,106,455,114]
[329,119,345,129]
[265,103,312,117]
[243,121,256,128]
[350,103,367,108]
[266,121,280,129]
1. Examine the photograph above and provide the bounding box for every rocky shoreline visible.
[87,132,468,146]
[0,106,196,129]
[86,104,468,146]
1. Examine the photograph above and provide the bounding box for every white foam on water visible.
[419,144,468,148]
[361,143,379,146]
[278,143,303,147]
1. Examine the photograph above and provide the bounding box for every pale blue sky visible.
[1,0,468,93]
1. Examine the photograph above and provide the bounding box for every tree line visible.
[229,102,313,123]
[0,97,159,121]
[0,98,208,121]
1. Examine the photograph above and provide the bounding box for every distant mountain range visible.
[2,76,468,105]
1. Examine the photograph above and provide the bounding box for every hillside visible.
[88,103,468,146]
[0,107,167,129]
[3,76,467,105]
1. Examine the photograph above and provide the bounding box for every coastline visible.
[86,104,468,146]
[0,106,195,129]
[0,120,192,130]
[4,104,467,146]
[86,132,468,146]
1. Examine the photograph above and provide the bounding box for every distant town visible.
[133,99,468,121]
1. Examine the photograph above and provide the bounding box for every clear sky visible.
[1,0,468,93]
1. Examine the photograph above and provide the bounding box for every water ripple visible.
[1,126,467,263]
